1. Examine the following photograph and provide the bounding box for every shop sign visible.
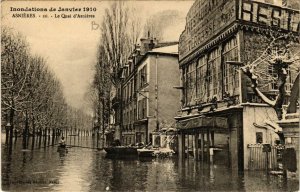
[240,0,300,33]
[177,116,228,129]
[179,0,300,63]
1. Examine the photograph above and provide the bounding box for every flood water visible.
[2,135,299,192]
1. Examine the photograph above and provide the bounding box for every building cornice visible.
[175,105,243,121]
[179,22,299,68]
[179,22,239,67]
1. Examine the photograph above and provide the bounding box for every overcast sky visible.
[1,1,193,112]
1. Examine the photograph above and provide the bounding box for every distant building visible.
[119,38,180,145]
[177,0,299,171]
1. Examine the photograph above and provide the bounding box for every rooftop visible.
[150,44,178,55]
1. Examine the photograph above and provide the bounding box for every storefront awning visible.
[176,116,228,130]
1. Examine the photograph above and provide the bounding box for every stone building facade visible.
[177,0,299,171]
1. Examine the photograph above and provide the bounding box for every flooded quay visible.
[1,135,299,192]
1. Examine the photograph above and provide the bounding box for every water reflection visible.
[2,136,299,191]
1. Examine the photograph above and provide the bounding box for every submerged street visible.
[2,136,298,192]
[1,1,300,191]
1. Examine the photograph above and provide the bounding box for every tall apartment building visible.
[120,38,180,145]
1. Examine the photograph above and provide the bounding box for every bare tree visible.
[240,34,300,120]
[1,27,31,149]
[90,44,112,146]
[127,5,142,52]
[101,1,131,86]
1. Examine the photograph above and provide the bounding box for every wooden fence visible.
[248,144,284,170]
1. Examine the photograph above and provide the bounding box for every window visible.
[143,98,147,118]
[128,82,131,101]
[136,133,142,143]
[186,62,197,105]
[207,48,221,99]
[128,110,131,125]
[138,98,147,119]
[126,111,129,126]
[223,37,239,96]
[268,65,278,90]
[182,67,187,105]
[256,132,263,144]
[123,85,127,103]
[138,100,141,119]
[126,84,129,103]
[139,64,148,88]
[286,137,292,144]
[268,65,292,92]
[133,107,137,121]
[131,80,134,99]
[123,111,126,126]
[134,75,137,94]
[196,56,207,102]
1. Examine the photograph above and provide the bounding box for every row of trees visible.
[88,2,133,144]
[1,27,92,151]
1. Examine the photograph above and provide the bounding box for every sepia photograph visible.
[1,0,300,191]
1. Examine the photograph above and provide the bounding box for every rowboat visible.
[137,148,155,157]
[104,146,139,155]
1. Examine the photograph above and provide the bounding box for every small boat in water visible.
[137,148,155,158]
[104,146,138,155]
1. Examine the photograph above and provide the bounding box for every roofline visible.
[147,51,178,57]
[136,51,178,68]
[122,51,178,85]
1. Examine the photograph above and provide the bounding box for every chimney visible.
[140,37,158,54]
[149,40,155,50]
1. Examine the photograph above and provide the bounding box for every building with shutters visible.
[176,0,299,171]
[119,38,180,145]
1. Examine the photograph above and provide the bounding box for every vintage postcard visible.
[1,0,299,191]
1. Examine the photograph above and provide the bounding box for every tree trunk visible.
[52,128,55,146]
[22,112,29,149]
[102,99,106,148]
[25,111,30,149]
[38,128,42,148]
[47,128,51,145]
[43,129,47,147]
[96,131,99,148]
[5,125,9,145]
[9,105,14,154]
[14,129,18,145]
[31,115,35,150]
